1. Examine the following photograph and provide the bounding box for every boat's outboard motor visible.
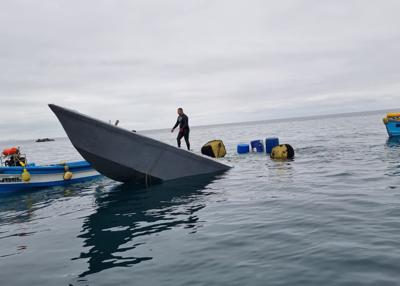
[201,140,227,158]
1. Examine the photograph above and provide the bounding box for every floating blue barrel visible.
[237,143,250,154]
[250,140,264,153]
[265,137,279,154]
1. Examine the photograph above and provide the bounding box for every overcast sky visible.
[1,0,400,139]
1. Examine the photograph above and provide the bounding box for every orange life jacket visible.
[2,147,18,156]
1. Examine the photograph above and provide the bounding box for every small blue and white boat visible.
[0,147,100,192]
[383,113,400,137]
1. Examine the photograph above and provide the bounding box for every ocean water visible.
[1,111,400,286]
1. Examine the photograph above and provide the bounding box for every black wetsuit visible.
[173,114,190,150]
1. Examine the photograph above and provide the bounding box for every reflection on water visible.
[386,136,400,147]
[0,181,97,225]
[268,160,294,183]
[385,137,400,177]
[73,176,218,277]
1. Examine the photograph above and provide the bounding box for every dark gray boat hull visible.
[49,104,230,183]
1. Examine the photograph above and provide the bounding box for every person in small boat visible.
[4,149,26,167]
[171,107,190,150]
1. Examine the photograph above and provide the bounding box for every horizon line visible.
[141,107,397,133]
[0,107,397,142]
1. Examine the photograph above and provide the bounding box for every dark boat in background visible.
[35,138,55,143]
[49,104,230,184]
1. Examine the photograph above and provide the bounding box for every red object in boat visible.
[2,147,18,156]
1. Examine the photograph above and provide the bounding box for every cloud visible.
[0,0,400,139]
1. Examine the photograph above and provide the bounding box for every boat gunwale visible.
[0,160,93,174]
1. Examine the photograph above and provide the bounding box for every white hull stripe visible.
[0,170,100,185]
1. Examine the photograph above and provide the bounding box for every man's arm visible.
[171,118,179,132]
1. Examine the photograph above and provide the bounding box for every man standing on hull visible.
[171,107,190,150]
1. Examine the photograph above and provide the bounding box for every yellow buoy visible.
[387,113,400,118]
[63,171,73,180]
[270,144,295,160]
[21,169,31,182]
[64,189,73,196]
[201,140,227,158]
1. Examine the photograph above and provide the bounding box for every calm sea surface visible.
[1,112,400,286]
